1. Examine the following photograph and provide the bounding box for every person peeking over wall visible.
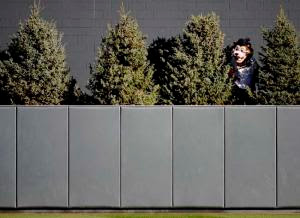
[228,38,259,105]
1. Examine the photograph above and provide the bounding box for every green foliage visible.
[150,13,231,105]
[88,5,158,105]
[257,7,300,104]
[61,76,83,105]
[148,37,180,104]
[62,76,98,105]
[0,2,70,105]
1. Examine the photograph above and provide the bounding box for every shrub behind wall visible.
[87,5,158,105]
[2,4,299,106]
[149,13,232,105]
[257,7,300,105]
[0,3,70,105]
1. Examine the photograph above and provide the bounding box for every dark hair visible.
[233,38,254,57]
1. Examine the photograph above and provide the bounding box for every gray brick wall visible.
[0,0,299,91]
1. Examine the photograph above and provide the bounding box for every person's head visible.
[232,38,254,65]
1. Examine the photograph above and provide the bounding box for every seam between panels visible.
[67,106,70,208]
[171,106,174,208]
[223,107,226,208]
[119,106,122,208]
[275,107,278,208]
[15,107,18,208]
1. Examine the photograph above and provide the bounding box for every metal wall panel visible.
[173,107,224,207]
[17,107,68,207]
[121,107,172,207]
[225,107,276,208]
[69,106,120,207]
[0,107,16,208]
[277,107,300,207]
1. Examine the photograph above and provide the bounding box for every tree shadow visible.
[148,36,180,104]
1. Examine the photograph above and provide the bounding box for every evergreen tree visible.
[150,13,231,105]
[88,5,158,105]
[62,76,83,105]
[62,76,98,105]
[0,2,70,105]
[148,37,180,104]
[257,7,300,104]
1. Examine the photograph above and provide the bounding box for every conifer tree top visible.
[87,3,158,105]
[258,6,300,105]
[31,1,41,18]
[0,1,69,105]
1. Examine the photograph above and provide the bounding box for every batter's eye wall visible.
[0,0,299,90]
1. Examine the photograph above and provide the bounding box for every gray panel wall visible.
[2,106,300,208]
[277,107,300,207]
[17,107,68,207]
[0,107,16,208]
[0,0,299,90]
[225,107,276,208]
[173,107,224,207]
[69,106,120,207]
[121,107,172,207]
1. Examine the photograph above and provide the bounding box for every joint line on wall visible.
[275,107,278,208]
[171,106,174,207]
[67,106,70,208]
[15,107,18,208]
[119,106,122,208]
[223,107,226,208]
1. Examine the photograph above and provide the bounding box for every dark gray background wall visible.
[0,0,299,90]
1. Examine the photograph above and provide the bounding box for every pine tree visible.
[148,37,180,104]
[257,7,300,105]
[87,4,158,105]
[0,2,70,105]
[150,13,231,105]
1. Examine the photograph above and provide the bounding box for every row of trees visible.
[0,3,299,105]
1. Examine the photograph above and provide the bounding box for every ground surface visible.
[1,213,300,218]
